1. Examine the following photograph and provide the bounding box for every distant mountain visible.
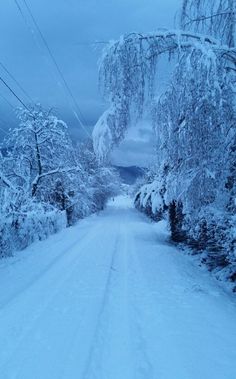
[115,165,145,185]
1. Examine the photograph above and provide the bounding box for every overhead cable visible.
[0,61,34,104]
[15,0,91,138]
[0,75,30,111]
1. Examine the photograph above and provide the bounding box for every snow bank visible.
[135,178,166,221]
[135,176,236,291]
[0,204,66,257]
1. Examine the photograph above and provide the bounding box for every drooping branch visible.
[183,11,235,25]
[180,0,235,47]
[31,166,82,196]
[102,30,236,70]
[93,29,236,161]
[99,30,236,111]
[0,172,16,190]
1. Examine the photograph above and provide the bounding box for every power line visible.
[0,119,9,135]
[0,115,9,125]
[14,0,30,26]
[22,0,90,132]
[75,41,108,46]
[0,93,15,109]
[20,0,89,131]
[0,115,10,136]
[0,61,34,104]
[14,0,91,138]
[0,75,30,111]
[0,124,9,136]
[14,0,49,59]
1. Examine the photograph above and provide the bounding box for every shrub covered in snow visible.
[0,190,66,257]
[134,178,166,221]
[95,0,236,288]
[0,106,119,257]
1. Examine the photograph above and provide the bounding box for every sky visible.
[0,0,181,166]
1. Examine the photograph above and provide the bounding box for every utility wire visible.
[0,115,8,125]
[22,0,90,134]
[0,114,10,136]
[14,0,30,27]
[0,116,8,134]
[0,93,15,109]
[0,61,34,104]
[75,41,108,46]
[0,124,9,136]
[14,0,91,138]
[14,0,50,60]
[0,75,30,111]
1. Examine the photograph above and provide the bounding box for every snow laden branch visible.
[0,172,16,190]
[93,30,236,161]
[180,0,236,47]
[0,106,120,257]
[31,166,83,196]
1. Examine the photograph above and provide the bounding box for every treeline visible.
[0,106,119,257]
[134,1,236,289]
[94,0,236,289]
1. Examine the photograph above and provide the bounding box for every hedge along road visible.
[0,196,235,379]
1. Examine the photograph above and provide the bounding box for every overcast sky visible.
[0,0,180,166]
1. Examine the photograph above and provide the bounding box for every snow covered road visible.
[0,195,236,379]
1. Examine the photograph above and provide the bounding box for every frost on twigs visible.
[132,1,236,287]
[180,0,236,48]
[0,105,120,257]
[95,29,235,161]
[99,0,236,288]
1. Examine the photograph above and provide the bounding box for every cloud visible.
[111,121,156,167]
[0,0,180,164]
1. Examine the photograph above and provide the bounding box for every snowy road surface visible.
[0,196,236,379]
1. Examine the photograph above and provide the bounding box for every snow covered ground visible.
[0,195,236,379]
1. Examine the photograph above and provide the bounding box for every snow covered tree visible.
[180,0,236,47]
[94,0,236,287]
[93,30,235,160]
[3,106,77,199]
[76,140,120,212]
[0,106,120,257]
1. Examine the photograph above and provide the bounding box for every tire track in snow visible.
[13,224,122,379]
[127,233,155,379]
[0,220,105,311]
[80,231,121,379]
[56,228,121,379]
[81,222,136,379]
[81,211,156,379]
[1,196,236,379]
[82,213,154,379]
[0,222,106,373]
